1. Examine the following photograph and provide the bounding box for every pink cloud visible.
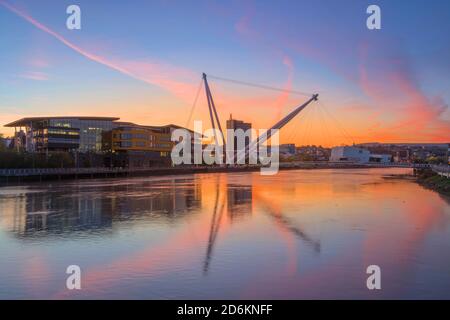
[358,40,450,142]
[280,34,449,143]
[28,57,49,68]
[273,56,294,121]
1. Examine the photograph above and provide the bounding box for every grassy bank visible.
[416,169,450,195]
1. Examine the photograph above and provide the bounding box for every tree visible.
[0,133,7,152]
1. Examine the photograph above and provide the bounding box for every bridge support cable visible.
[236,94,319,164]
[285,102,312,145]
[185,78,204,128]
[318,101,355,145]
[208,74,313,97]
[316,102,332,147]
[299,103,314,146]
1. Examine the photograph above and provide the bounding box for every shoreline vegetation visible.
[386,169,450,196]
[415,169,450,196]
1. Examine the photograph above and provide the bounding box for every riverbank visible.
[0,162,408,184]
[416,169,450,195]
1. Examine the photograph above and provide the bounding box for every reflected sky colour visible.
[1,169,450,299]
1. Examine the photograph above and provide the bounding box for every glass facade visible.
[49,118,114,152]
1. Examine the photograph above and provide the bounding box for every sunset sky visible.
[0,0,449,146]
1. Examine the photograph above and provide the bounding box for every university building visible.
[5,116,118,153]
[102,122,178,168]
[4,116,193,168]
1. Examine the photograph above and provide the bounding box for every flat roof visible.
[114,122,196,134]
[5,116,120,127]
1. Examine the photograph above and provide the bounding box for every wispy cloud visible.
[18,71,49,81]
[0,0,198,102]
[28,57,50,68]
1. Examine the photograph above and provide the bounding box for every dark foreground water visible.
[0,168,449,299]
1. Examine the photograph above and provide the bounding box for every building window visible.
[120,141,132,148]
[135,141,146,147]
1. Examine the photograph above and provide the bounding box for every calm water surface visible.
[0,168,449,299]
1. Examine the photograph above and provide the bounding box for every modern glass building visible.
[5,116,119,153]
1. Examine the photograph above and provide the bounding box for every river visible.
[0,168,449,299]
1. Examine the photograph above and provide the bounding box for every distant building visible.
[369,154,392,163]
[330,146,391,164]
[330,146,370,163]
[279,144,296,156]
[356,142,449,163]
[5,116,119,153]
[393,150,410,163]
[448,144,450,164]
[295,145,330,161]
[226,114,252,162]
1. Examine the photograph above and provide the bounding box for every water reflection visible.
[0,168,450,299]
[0,178,202,238]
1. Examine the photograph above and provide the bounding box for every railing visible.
[0,165,235,177]
[361,162,431,168]
[431,164,450,178]
[0,167,124,177]
[0,162,446,177]
[0,166,183,177]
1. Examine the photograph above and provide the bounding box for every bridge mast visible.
[203,73,226,149]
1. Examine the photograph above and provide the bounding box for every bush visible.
[0,151,75,169]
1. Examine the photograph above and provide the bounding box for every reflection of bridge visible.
[202,176,321,274]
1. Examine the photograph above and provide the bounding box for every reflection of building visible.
[5,116,119,153]
[0,178,202,237]
[227,184,252,221]
[226,115,252,162]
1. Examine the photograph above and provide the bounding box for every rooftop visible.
[4,116,121,127]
